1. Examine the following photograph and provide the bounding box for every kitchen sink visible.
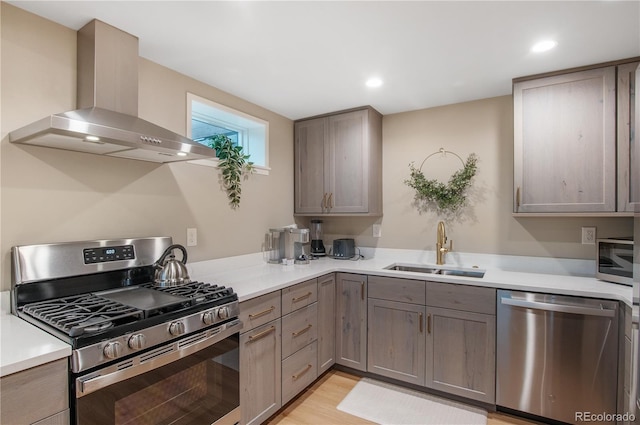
[384,263,485,278]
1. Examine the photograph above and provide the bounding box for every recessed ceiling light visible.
[177,152,188,157]
[366,77,383,88]
[531,40,558,53]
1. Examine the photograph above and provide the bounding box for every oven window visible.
[76,334,239,425]
[599,243,633,278]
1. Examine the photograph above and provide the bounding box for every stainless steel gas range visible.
[11,237,241,425]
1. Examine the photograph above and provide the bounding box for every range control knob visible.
[128,334,146,350]
[202,310,217,326]
[169,321,186,336]
[217,306,230,320]
[103,341,123,359]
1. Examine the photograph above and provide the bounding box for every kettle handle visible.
[155,244,188,267]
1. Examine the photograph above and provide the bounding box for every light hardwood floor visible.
[266,370,540,425]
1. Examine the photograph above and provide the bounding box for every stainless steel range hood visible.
[9,20,216,163]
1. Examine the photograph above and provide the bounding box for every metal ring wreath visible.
[404,153,478,213]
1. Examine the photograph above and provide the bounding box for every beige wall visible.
[0,4,294,290]
[314,96,633,259]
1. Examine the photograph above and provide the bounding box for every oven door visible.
[73,320,241,425]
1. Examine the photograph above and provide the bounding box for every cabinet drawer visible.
[426,282,495,314]
[240,291,281,332]
[282,341,318,405]
[282,303,318,359]
[282,279,318,315]
[368,275,425,304]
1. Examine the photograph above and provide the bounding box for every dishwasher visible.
[497,290,619,425]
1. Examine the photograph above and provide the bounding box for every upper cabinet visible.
[513,58,639,215]
[617,62,640,212]
[294,107,382,216]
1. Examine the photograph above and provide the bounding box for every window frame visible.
[186,93,270,175]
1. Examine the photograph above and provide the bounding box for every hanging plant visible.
[404,153,478,213]
[205,134,254,209]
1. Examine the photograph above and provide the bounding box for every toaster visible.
[333,238,356,259]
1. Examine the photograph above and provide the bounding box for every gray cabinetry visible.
[513,66,617,213]
[368,298,426,386]
[425,282,496,404]
[617,61,640,212]
[294,107,382,216]
[0,358,69,425]
[280,279,319,406]
[240,293,282,425]
[317,274,336,375]
[336,273,368,371]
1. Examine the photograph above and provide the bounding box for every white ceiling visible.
[6,1,640,120]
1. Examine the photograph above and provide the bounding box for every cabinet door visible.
[368,298,426,386]
[514,66,616,213]
[294,117,327,214]
[618,62,640,212]
[335,273,367,371]
[318,274,336,375]
[425,307,496,403]
[240,319,282,425]
[326,110,369,213]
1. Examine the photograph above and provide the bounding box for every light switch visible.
[373,224,382,238]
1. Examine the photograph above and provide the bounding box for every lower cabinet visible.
[425,281,496,403]
[240,319,282,425]
[425,306,496,403]
[0,358,69,425]
[318,274,336,374]
[336,273,368,371]
[368,298,426,386]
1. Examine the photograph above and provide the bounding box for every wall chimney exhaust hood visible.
[9,20,216,163]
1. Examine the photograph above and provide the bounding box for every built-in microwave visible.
[596,237,634,286]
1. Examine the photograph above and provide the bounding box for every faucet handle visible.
[449,239,453,252]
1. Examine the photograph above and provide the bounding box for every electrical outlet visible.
[373,224,382,238]
[581,227,596,245]
[187,228,198,247]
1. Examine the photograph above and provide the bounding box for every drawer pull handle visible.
[248,306,275,319]
[292,324,312,337]
[361,282,365,301]
[248,326,276,342]
[292,292,312,303]
[292,364,312,381]
[419,313,423,333]
[427,314,431,334]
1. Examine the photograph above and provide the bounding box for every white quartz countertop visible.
[0,292,71,377]
[0,247,631,377]
[189,248,632,306]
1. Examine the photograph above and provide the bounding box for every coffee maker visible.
[265,227,310,264]
[310,219,326,257]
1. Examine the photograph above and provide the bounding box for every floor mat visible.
[337,378,487,425]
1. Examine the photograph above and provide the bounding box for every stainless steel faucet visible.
[436,221,453,265]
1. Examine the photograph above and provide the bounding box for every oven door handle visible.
[76,320,242,398]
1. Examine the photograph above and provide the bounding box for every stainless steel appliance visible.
[310,219,326,256]
[265,227,310,264]
[497,290,619,424]
[597,237,634,285]
[333,238,356,259]
[12,237,241,425]
[633,62,640,425]
[153,243,192,286]
[8,20,216,163]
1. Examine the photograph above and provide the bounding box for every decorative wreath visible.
[404,153,478,212]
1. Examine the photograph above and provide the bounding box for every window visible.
[187,93,269,173]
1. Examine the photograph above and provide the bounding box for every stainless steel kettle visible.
[153,244,191,287]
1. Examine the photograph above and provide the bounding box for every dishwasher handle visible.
[500,297,616,317]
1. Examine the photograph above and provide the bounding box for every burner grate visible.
[148,282,235,303]
[22,294,143,337]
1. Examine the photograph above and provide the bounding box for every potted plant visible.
[205,134,254,209]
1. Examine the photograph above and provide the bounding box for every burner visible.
[149,282,235,304]
[76,316,114,334]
